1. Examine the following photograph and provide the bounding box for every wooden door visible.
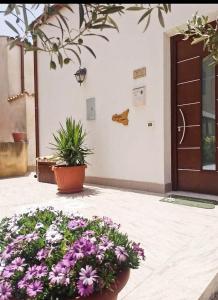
[171,35,218,195]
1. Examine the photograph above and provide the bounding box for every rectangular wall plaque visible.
[133,67,146,79]
[132,86,145,106]
[86,97,96,120]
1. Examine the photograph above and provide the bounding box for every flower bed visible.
[0,207,144,300]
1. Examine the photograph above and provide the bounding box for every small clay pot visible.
[52,165,86,193]
[12,132,27,142]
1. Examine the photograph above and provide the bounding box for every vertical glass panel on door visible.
[202,56,216,170]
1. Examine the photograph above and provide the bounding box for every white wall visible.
[37,4,218,189]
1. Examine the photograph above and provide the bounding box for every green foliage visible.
[51,117,92,166]
[180,13,218,65]
[202,135,216,164]
[0,3,171,69]
[128,4,171,31]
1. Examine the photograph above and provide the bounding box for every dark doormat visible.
[160,194,216,209]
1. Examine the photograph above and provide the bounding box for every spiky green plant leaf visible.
[51,118,92,166]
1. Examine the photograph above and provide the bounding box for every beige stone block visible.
[0,142,28,177]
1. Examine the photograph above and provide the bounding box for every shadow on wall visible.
[0,37,27,142]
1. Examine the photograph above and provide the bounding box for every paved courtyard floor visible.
[1,173,218,300]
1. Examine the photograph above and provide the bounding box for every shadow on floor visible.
[56,187,101,199]
[85,182,165,198]
[199,272,218,300]
[0,171,35,180]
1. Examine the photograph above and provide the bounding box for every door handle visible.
[178,108,186,144]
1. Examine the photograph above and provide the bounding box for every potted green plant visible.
[51,117,92,193]
[0,207,145,300]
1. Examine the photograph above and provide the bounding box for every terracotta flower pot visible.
[12,132,27,142]
[74,269,130,300]
[52,165,86,193]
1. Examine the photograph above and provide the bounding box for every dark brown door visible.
[171,35,218,195]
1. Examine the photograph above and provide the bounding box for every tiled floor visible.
[1,173,218,300]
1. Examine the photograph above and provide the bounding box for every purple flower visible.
[2,265,15,278]
[1,245,15,260]
[82,230,95,237]
[11,257,26,272]
[18,276,29,289]
[49,265,69,286]
[36,248,50,261]
[102,216,120,229]
[96,248,105,262]
[26,280,43,298]
[115,246,128,262]
[35,265,48,278]
[82,231,97,244]
[53,263,69,275]
[76,237,87,248]
[77,280,94,297]
[132,242,145,260]
[25,265,38,280]
[0,282,12,300]
[14,235,25,244]
[83,240,97,256]
[99,236,114,251]
[61,255,76,268]
[72,237,97,259]
[56,260,70,271]
[64,277,70,286]
[72,246,84,260]
[68,219,87,230]
[25,232,39,242]
[79,265,98,286]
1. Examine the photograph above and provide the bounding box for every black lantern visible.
[74,67,87,85]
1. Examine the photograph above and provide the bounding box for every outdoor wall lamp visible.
[74,67,87,85]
